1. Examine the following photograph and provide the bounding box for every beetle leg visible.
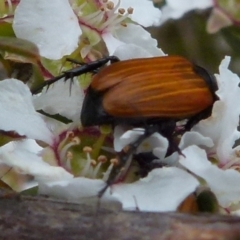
[31,56,120,94]
[65,58,84,65]
[98,124,160,198]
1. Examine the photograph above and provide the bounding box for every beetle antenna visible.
[65,58,84,65]
[31,73,65,94]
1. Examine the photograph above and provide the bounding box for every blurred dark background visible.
[148,9,240,75]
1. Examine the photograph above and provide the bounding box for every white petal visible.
[113,125,129,152]
[159,151,179,166]
[160,0,212,23]
[143,134,168,159]
[180,145,240,208]
[192,57,240,164]
[0,140,73,182]
[12,139,43,154]
[115,24,165,57]
[0,79,53,144]
[115,0,162,27]
[112,167,199,212]
[33,79,84,122]
[137,132,168,154]
[38,177,118,204]
[13,0,82,60]
[113,44,154,60]
[114,127,144,152]
[103,25,164,58]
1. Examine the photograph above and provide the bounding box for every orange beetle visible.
[81,56,217,129]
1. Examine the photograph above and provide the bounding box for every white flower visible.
[192,57,240,165]
[0,79,76,185]
[0,77,200,212]
[179,57,240,214]
[12,0,163,60]
[179,146,240,211]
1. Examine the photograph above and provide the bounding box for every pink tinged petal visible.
[192,57,240,164]
[115,0,162,27]
[0,79,53,144]
[38,177,118,203]
[115,24,165,57]
[180,145,240,208]
[160,0,213,23]
[231,209,240,216]
[207,8,232,34]
[33,79,84,122]
[13,0,82,60]
[229,202,240,215]
[112,167,199,212]
[0,141,73,182]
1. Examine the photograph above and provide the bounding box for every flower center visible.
[46,127,117,181]
[73,0,134,33]
[221,150,240,171]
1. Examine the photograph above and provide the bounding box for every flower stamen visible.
[92,155,107,178]
[59,136,80,164]
[80,146,93,177]
[106,1,114,10]
[65,151,73,170]
[102,158,118,181]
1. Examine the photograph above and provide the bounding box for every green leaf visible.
[0,130,26,147]
[20,186,39,196]
[197,190,219,213]
[0,37,41,65]
[37,110,72,124]
[0,22,15,37]
[221,26,240,53]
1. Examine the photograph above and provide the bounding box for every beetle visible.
[33,56,218,197]
[81,56,217,127]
